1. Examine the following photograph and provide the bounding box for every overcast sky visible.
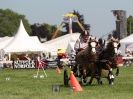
[0,0,133,37]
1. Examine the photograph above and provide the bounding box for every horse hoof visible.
[73,73,78,77]
[99,81,103,85]
[111,82,114,85]
[79,81,82,85]
[88,82,92,85]
[83,80,87,83]
[115,74,118,76]
[109,81,114,85]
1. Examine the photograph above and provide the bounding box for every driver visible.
[73,30,90,76]
[74,30,90,54]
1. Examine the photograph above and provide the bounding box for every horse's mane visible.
[76,38,98,63]
[99,40,116,60]
[106,41,115,50]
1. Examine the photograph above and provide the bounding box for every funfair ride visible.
[51,13,85,39]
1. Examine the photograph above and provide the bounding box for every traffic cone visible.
[56,67,61,74]
[69,71,83,92]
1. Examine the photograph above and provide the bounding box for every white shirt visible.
[74,38,89,52]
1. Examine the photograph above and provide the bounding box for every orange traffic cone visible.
[69,71,83,92]
[56,67,61,74]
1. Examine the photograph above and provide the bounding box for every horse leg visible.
[72,63,78,76]
[88,62,100,85]
[105,61,114,85]
[72,63,81,77]
[106,63,114,85]
[93,61,103,85]
[82,68,88,84]
[88,72,102,85]
[115,67,119,76]
[88,74,102,85]
[96,69,103,85]
[107,72,114,85]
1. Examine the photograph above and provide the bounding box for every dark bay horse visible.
[95,38,121,85]
[74,37,99,85]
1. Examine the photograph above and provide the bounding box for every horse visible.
[74,37,99,85]
[95,37,121,85]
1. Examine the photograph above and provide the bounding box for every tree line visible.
[0,9,133,42]
[0,9,90,42]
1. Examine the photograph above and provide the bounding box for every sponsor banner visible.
[14,60,35,68]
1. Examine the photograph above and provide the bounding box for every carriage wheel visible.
[81,76,89,85]
[64,69,69,86]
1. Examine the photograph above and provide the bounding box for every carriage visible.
[64,37,123,86]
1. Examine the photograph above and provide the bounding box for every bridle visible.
[89,39,98,53]
[111,40,120,54]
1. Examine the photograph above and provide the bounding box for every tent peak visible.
[15,20,29,37]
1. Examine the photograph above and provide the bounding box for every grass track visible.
[0,66,133,99]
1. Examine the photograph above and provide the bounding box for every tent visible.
[120,34,133,55]
[3,20,45,54]
[120,34,133,43]
[66,41,76,56]
[126,43,133,51]
[42,33,80,56]
[0,36,13,50]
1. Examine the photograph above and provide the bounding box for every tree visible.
[0,9,31,37]
[31,23,58,41]
[63,10,90,34]
[127,15,133,35]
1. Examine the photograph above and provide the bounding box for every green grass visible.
[0,66,133,99]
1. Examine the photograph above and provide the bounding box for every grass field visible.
[0,66,133,99]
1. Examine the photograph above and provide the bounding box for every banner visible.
[14,60,35,68]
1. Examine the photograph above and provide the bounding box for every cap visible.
[81,30,89,36]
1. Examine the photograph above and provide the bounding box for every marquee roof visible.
[120,34,133,43]
[42,33,80,54]
[3,20,44,53]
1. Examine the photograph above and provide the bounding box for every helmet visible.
[98,38,103,44]
[81,30,89,37]
[80,30,89,42]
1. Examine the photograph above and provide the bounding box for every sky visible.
[0,0,133,38]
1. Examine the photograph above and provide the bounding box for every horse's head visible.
[88,37,98,53]
[98,38,105,47]
[107,38,120,54]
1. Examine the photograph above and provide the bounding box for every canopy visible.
[3,20,45,53]
[0,36,13,50]
[42,33,80,56]
[126,43,133,51]
[120,34,133,55]
[120,34,133,43]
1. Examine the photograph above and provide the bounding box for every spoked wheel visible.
[64,69,69,86]
[80,76,89,85]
